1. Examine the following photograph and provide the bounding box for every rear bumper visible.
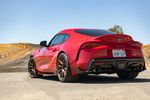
[75,58,146,75]
[87,58,146,74]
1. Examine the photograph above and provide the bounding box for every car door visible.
[34,47,47,70]
[39,34,69,73]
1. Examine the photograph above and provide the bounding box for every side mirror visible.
[40,41,47,47]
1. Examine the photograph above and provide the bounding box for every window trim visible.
[48,33,70,47]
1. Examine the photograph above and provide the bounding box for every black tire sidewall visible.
[117,71,139,79]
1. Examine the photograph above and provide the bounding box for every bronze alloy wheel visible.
[57,53,68,81]
[57,53,79,82]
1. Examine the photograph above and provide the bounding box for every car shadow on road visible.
[41,74,150,84]
[77,75,150,84]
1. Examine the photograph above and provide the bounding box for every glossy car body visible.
[28,28,146,82]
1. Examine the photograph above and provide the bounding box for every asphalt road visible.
[0,55,150,100]
[0,55,29,72]
[0,71,150,100]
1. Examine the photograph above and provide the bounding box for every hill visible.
[0,43,40,66]
[143,44,150,69]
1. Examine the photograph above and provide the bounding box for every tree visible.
[108,25,124,34]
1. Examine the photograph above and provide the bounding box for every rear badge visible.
[116,37,122,42]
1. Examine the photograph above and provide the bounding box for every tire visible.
[28,57,42,78]
[117,71,139,79]
[57,53,79,82]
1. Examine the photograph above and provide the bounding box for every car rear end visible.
[75,29,145,75]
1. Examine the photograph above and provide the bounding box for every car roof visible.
[58,28,115,37]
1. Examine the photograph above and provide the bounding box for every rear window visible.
[75,29,115,37]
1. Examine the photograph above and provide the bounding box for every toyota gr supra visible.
[28,28,146,82]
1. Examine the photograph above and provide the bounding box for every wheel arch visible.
[30,55,33,58]
[57,51,65,57]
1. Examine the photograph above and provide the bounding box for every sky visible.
[0,0,150,44]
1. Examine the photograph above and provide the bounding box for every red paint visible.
[31,28,144,76]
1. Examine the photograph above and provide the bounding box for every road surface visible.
[0,55,150,100]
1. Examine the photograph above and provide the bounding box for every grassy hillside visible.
[143,44,150,69]
[0,43,40,64]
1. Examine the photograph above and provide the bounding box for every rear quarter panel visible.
[60,30,89,75]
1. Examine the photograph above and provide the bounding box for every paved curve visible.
[0,55,150,100]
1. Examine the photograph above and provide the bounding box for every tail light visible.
[129,41,143,48]
[80,42,104,49]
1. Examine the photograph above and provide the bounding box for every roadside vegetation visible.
[143,44,150,68]
[0,43,39,64]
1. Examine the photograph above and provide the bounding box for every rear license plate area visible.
[112,49,126,57]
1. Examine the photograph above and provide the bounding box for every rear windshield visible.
[75,29,115,37]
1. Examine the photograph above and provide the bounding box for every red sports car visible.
[28,28,146,82]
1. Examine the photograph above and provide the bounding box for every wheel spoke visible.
[64,67,67,71]
[58,68,67,78]
[60,71,64,78]
[58,69,63,73]
[58,57,67,69]
[57,64,63,69]
[28,65,32,69]
[58,70,64,78]
[29,61,34,66]
[31,70,35,75]
[58,59,63,65]
[60,56,66,63]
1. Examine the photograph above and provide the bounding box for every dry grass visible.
[0,43,39,65]
[143,44,150,69]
